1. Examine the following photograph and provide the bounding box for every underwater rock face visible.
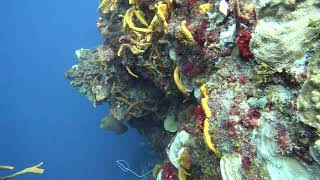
[298,53,320,130]
[250,0,320,71]
[264,156,310,179]
[66,0,320,178]
[251,112,315,179]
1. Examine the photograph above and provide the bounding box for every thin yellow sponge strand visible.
[174,67,190,96]
[126,66,139,79]
[134,10,149,27]
[98,0,108,10]
[200,85,211,118]
[200,85,221,158]
[180,20,195,42]
[203,118,221,157]
[0,162,44,180]
[0,166,14,170]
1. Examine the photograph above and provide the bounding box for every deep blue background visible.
[0,1,157,179]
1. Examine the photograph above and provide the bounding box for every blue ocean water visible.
[0,1,158,179]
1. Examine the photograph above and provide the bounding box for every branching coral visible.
[200,85,221,157]
[174,67,190,96]
[0,162,44,180]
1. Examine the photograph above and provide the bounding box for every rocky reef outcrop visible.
[66,0,320,179]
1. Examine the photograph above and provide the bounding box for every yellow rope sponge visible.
[128,0,136,5]
[98,0,108,9]
[0,166,14,170]
[180,20,195,42]
[200,84,221,157]
[148,1,170,32]
[125,65,139,79]
[124,7,152,33]
[134,10,149,27]
[98,0,118,14]
[203,118,221,157]
[0,162,44,180]
[200,84,211,118]
[174,67,190,96]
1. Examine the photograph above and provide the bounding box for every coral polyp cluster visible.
[66,0,320,179]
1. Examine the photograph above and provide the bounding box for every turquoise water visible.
[0,1,157,179]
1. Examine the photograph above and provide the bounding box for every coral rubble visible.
[66,0,320,179]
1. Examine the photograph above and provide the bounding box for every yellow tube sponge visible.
[203,118,221,157]
[174,67,190,96]
[0,166,14,170]
[128,0,136,5]
[199,3,213,14]
[98,0,108,9]
[200,84,221,157]
[200,84,211,118]
[124,7,135,29]
[125,65,139,79]
[134,10,149,27]
[98,0,118,14]
[155,2,169,29]
[148,1,170,32]
[180,20,195,42]
[0,162,44,180]
[124,8,153,33]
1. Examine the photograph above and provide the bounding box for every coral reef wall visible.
[66,0,320,179]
